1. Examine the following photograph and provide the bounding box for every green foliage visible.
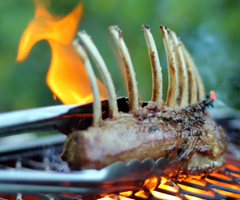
[0,0,240,112]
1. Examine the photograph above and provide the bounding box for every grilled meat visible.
[62,100,226,174]
[61,25,227,175]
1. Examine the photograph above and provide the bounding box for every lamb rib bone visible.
[182,44,205,101]
[78,31,119,119]
[170,31,189,107]
[159,25,179,107]
[142,24,163,105]
[73,39,102,125]
[181,43,198,104]
[109,26,140,112]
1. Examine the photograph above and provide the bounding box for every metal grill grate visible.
[100,150,240,200]
[0,134,240,200]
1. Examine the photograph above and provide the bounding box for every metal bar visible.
[0,97,133,137]
[0,183,140,195]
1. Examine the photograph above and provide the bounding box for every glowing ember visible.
[231,172,240,178]
[184,195,205,200]
[158,177,178,193]
[208,172,231,180]
[98,197,113,200]
[205,178,240,190]
[119,191,133,197]
[158,184,178,193]
[180,177,206,186]
[177,184,214,196]
[53,93,57,100]
[17,0,107,104]
[213,188,240,199]
[151,190,181,200]
[142,176,159,191]
[119,196,134,200]
[134,190,148,198]
[225,163,240,170]
[210,90,216,100]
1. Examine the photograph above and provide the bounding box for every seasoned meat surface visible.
[61,100,227,174]
[62,25,227,176]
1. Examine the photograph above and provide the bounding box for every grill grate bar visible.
[50,194,82,200]
[16,158,22,200]
[21,193,55,200]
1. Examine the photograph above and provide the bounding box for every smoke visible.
[41,134,71,172]
[185,24,240,109]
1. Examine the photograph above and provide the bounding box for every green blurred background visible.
[0,0,240,113]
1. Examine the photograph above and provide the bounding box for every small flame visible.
[17,0,107,104]
[184,195,205,200]
[177,184,214,197]
[158,177,178,193]
[210,90,216,100]
[151,190,181,200]
[119,191,133,197]
[134,190,148,198]
[53,93,57,100]
[98,197,113,200]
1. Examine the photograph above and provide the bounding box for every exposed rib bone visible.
[73,39,102,125]
[142,24,163,104]
[78,31,119,119]
[109,26,140,112]
[180,44,198,104]
[159,25,179,107]
[171,31,189,107]
[182,45,205,101]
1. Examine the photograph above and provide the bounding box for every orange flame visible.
[17,0,107,104]
[151,190,181,200]
[210,90,216,100]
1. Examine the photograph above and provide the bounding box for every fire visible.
[119,191,133,197]
[17,0,107,104]
[151,190,181,200]
[210,90,216,100]
[177,184,213,197]
[158,177,178,193]
[134,190,148,198]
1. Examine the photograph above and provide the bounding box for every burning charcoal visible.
[61,25,227,177]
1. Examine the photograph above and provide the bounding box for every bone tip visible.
[141,24,151,33]
[78,30,86,35]
[143,24,150,29]
[78,31,90,39]
[73,37,84,46]
[167,29,171,34]
[159,25,167,30]
[109,25,122,35]
[109,25,118,30]
[72,39,79,47]
[159,25,167,36]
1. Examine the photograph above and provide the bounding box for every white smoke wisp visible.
[185,24,239,110]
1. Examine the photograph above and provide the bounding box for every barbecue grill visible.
[0,100,240,200]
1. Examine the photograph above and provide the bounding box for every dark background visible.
[1,0,240,112]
